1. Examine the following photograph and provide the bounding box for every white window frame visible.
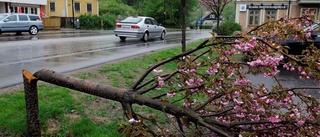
[50,2,56,12]
[86,3,92,13]
[248,10,260,26]
[265,10,277,21]
[74,2,81,12]
[23,7,28,13]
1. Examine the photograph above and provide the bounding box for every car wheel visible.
[120,36,126,41]
[29,26,38,35]
[142,32,149,42]
[160,31,165,40]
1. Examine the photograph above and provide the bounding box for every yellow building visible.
[43,0,99,27]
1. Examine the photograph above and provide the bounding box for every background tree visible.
[132,0,197,28]
[99,0,198,28]
[200,0,233,34]
[99,0,137,16]
[221,1,235,22]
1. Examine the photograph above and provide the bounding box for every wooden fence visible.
[42,17,61,30]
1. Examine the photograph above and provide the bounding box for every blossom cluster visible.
[234,37,257,52]
[247,55,284,67]
[156,77,165,90]
[128,118,141,124]
[206,63,220,76]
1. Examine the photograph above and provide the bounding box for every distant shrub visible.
[101,14,116,29]
[79,14,101,29]
[189,24,213,30]
[213,21,241,35]
[78,14,116,30]
[200,25,214,29]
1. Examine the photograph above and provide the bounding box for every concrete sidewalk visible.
[41,28,113,34]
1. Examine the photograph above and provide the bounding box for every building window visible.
[265,10,277,21]
[87,3,92,13]
[75,2,80,12]
[24,7,28,13]
[30,7,37,14]
[50,2,55,12]
[248,10,260,26]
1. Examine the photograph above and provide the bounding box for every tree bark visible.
[23,70,40,137]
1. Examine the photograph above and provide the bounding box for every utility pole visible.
[72,0,75,28]
[181,0,186,52]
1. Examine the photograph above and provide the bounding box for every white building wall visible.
[0,2,5,12]
[0,0,46,5]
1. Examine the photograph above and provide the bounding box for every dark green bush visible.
[101,14,116,29]
[78,14,116,30]
[213,21,241,35]
[189,24,213,30]
[79,14,101,29]
[200,25,214,29]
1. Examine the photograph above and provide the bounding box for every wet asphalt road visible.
[0,29,319,99]
[0,29,212,90]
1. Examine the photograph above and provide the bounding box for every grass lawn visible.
[0,39,222,136]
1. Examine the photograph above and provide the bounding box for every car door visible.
[144,18,156,38]
[1,15,18,32]
[151,18,162,38]
[17,15,29,31]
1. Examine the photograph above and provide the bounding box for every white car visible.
[114,16,166,42]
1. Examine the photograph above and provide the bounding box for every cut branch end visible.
[22,70,37,83]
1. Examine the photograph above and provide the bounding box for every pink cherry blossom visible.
[207,90,215,94]
[306,32,311,38]
[268,115,280,123]
[156,77,165,90]
[167,92,176,98]
[234,78,250,85]
[129,118,141,124]
[153,69,163,73]
[296,120,305,126]
[168,115,175,119]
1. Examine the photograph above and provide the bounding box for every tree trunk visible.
[216,14,220,35]
[181,0,186,52]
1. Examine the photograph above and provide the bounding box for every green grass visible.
[70,118,123,137]
[0,85,76,136]
[0,39,221,136]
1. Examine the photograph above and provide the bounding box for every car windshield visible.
[0,15,8,20]
[120,17,142,24]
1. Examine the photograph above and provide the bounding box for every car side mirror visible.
[158,23,162,26]
[4,19,9,22]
